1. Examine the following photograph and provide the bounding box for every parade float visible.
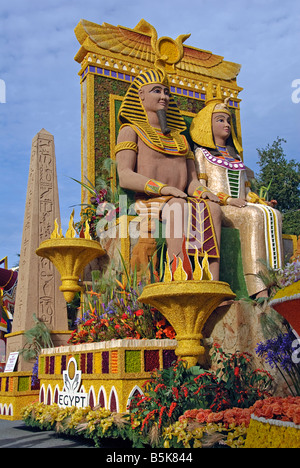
[1,18,299,448]
[269,259,300,336]
[0,265,17,349]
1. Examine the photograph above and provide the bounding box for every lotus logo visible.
[63,358,81,393]
[58,358,88,408]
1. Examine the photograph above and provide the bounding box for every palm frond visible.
[69,177,97,196]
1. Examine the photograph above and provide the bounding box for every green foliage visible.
[255,258,283,299]
[255,138,300,236]
[259,307,287,341]
[211,345,273,408]
[256,137,300,213]
[18,314,54,361]
[128,345,273,446]
[67,292,81,330]
[282,211,300,237]
[71,175,120,240]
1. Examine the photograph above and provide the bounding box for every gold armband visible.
[246,191,268,206]
[115,141,138,156]
[193,185,209,198]
[144,179,167,197]
[186,150,195,161]
[197,173,208,182]
[217,192,231,206]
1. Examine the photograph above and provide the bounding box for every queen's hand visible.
[227,197,247,208]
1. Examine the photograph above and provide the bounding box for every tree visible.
[255,137,300,236]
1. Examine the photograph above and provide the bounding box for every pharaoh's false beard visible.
[156,109,171,135]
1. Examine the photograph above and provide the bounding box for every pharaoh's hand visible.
[160,186,187,198]
[228,197,247,208]
[200,191,220,203]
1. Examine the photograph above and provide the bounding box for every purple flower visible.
[278,261,300,288]
[31,356,40,389]
[256,329,295,371]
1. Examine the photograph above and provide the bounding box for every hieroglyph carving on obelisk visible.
[6,129,68,370]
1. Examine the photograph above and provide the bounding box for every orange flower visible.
[253,400,264,409]
[207,411,224,423]
[156,319,166,327]
[185,409,200,419]
[293,409,300,425]
[165,326,176,339]
[272,402,283,415]
[195,409,212,424]
[260,405,274,420]
[115,279,126,290]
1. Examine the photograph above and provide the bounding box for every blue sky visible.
[0,0,299,268]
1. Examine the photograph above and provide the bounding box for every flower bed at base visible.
[22,344,284,447]
[21,396,300,448]
[164,396,300,448]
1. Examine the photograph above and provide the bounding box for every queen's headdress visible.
[190,83,243,157]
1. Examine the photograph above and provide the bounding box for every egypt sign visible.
[58,357,88,408]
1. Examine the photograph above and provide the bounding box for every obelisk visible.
[6,129,69,371]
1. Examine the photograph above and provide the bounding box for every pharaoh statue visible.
[190,86,283,298]
[115,69,222,280]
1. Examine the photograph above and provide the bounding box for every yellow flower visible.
[87,421,96,433]
[244,419,300,449]
[193,439,202,448]
[131,418,140,429]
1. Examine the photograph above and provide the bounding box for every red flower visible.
[158,406,167,428]
[84,318,94,326]
[137,397,149,407]
[141,409,158,431]
[134,309,144,317]
[154,384,166,392]
[234,367,240,377]
[168,402,177,418]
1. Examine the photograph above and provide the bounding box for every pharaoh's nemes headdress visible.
[118,69,187,145]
